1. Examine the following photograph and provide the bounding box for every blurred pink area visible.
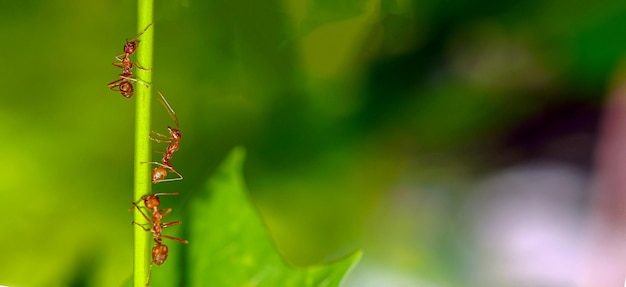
[463,77,626,287]
[462,162,586,287]
[578,78,626,286]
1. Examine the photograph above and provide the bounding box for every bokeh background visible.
[2,0,626,286]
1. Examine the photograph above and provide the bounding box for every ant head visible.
[143,195,161,209]
[168,127,182,140]
[124,41,139,54]
[152,244,169,266]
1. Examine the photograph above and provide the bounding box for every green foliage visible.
[185,147,361,286]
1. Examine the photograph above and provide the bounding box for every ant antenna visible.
[127,23,153,44]
[158,91,180,128]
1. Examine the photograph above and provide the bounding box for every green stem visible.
[134,0,154,286]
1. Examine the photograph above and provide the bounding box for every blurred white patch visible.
[343,264,438,287]
[463,161,587,287]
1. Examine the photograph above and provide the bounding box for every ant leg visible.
[159,208,173,219]
[132,77,150,88]
[162,234,189,244]
[131,197,147,207]
[128,201,150,213]
[107,78,125,88]
[152,192,180,197]
[132,221,152,232]
[150,130,172,139]
[131,201,154,224]
[136,78,150,88]
[119,75,150,88]
[150,137,173,144]
[154,172,183,183]
[134,61,152,71]
[112,61,126,69]
[114,53,126,62]
[167,167,184,182]
[156,168,184,183]
[109,85,122,93]
[161,220,182,229]
[151,131,170,137]
[108,84,121,92]
[146,260,153,287]
[139,192,179,201]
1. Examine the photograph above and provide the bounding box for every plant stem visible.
[134,0,154,286]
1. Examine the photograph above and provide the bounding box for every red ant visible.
[130,192,188,286]
[108,23,152,98]
[142,91,184,183]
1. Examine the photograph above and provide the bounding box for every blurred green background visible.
[0,0,623,286]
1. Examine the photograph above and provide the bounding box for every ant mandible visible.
[108,23,152,98]
[142,91,184,183]
[130,192,188,286]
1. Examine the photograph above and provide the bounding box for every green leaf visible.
[187,147,361,286]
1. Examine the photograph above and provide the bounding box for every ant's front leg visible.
[130,201,154,224]
[150,131,173,143]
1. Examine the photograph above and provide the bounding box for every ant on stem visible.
[130,192,188,286]
[142,91,184,183]
[108,23,152,98]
